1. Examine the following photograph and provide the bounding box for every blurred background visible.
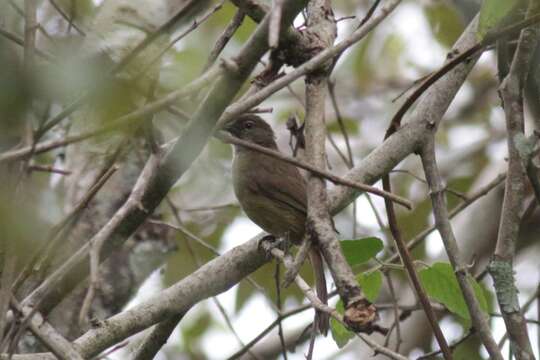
[1,0,539,359]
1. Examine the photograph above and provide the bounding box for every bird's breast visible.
[232,151,305,241]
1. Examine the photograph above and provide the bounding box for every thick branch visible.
[19,0,309,317]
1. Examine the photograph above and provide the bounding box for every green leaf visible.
[424,3,464,47]
[478,0,519,38]
[419,262,489,321]
[330,300,354,348]
[340,237,384,267]
[357,270,383,302]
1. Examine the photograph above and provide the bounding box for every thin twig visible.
[47,0,85,35]
[204,9,245,71]
[387,12,540,135]
[357,0,382,28]
[222,0,403,124]
[327,80,354,168]
[0,27,53,60]
[227,304,312,360]
[381,170,452,359]
[417,330,475,360]
[28,164,71,175]
[384,271,402,353]
[220,133,413,209]
[274,262,288,360]
[133,1,225,82]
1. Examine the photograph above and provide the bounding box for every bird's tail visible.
[308,247,329,335]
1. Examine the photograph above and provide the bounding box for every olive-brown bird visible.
[222,114,329,335]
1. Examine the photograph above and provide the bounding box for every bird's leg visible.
[282,234,311,288]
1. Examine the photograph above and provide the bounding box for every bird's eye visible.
[244,121,254,129]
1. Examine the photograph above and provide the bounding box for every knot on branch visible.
[343,297,377,333]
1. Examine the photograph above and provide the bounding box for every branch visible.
[381,162,451,358]
[131,315,183,360]
[16,0,309,336]
[2,7,491,359]
[9,299,84,360]
[302,0,377,334]
[221,0,402,124]
[489,3,539,358]
[204,9,245,71]
[420,138,503,360]
[258,241,406,360]
[219,133,412,208]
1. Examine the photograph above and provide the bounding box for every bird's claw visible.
[258,235,286,257]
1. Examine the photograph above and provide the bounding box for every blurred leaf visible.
[330,299,354,348]
[398,196,431,244]
[340,237,383,267]
[478,0,520,38]
[55,0,95,19]
[327,117,359,135]
[163,206,239,287]
[424,3,464,47]
[446,175,475,209]
[0,191,49,270]
[380,33,405,73]
[453,334,484,360]
[235,259,308,311]
[352,33,375,92]
[161,47,207,90]
[356,270,383,302]
[419,262,488,321]
[0,41,28,145]
[181,311,212,357]
[182,312,212,340]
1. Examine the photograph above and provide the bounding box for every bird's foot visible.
[282,239,311,288]
[258,235,288,258]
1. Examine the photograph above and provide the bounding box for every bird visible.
[221,114,329,335]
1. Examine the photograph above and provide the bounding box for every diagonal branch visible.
[219,133,412,208]
[420,137,503,360]
[18,0,309,330]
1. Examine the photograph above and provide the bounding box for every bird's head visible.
[221,114,276,147]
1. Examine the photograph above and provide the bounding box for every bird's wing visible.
[254,156,307,216]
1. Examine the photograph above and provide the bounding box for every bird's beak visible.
[221,121,235,134]
[215,122,235,143]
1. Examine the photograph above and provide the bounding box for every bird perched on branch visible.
[221,114,329,335]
